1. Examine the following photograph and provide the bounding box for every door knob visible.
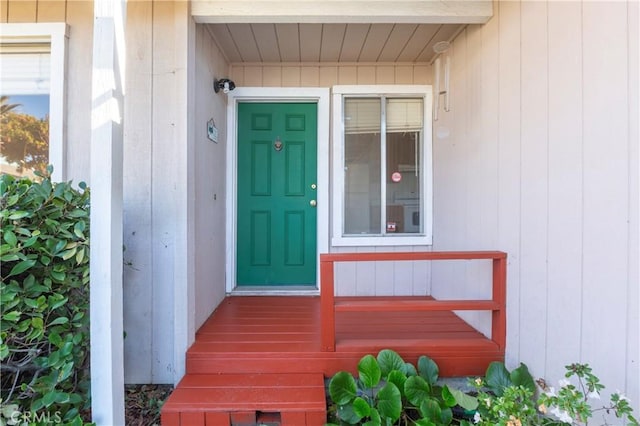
[309,200,317,207]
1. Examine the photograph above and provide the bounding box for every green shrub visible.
[327,349,476,426]
[1,169,90,425]
[466,362,638,426]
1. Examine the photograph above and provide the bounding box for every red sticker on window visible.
[391,172,402,183]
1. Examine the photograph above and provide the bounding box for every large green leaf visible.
[352,397,371,418]
[330,371,358,405]
[405,375,431,406]
[485,361,512,396]
[419,398,442,422]
[404,362,417,376]
[386,370,407,398]
[7,259,36,277]
[1,253,20,262]
[4,230,17,246]
[377,349,405,377]
[363,408,381,426]
[358,354,381,389]
[440,407,453,425]
[418,355,439,385]
[441,385,457,407]
[510,363,536,393]
[8,210,30,220]
[2,310,21,322]
[49,317,69,326]
[337,403,362,424]
[446,386,478,411]
[376,382,402,422]
[73,220,86,239]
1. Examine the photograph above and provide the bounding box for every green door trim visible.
[224,88,330,293]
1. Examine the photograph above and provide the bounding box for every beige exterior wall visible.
[122,1,199,384]
[193,24,229,330]
[432,0,638,408]
[230,63,431,87]
[1,0,65,23]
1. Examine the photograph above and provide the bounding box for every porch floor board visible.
[161,295,504,425]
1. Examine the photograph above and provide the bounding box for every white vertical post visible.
[90,1,126,425]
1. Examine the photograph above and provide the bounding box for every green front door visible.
[236,102,317,286]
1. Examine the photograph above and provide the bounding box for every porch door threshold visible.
[231,285,319,296]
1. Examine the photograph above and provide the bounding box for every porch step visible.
[160,373,327,426]
[185,340,502,377]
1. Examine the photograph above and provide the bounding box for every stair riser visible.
[186,354,502,376]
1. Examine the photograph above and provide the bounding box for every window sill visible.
[331,235,433,247]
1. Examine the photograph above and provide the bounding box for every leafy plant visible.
[1,169,91,425]
[327,349,475,426]
[537,363,639,426]
[463,362,638,426]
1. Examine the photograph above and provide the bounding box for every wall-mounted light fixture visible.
[214,78,236,94]
[432,41,451,121]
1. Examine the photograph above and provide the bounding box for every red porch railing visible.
[320,251,507,352]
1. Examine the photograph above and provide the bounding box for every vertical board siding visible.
[65,0,93,181]
[6,0,36,22]
[1,1,8,22]
[122,1,201,384]
[496,0,521,369]
[123,0,154,384]
[580,1,629,393]
[333,246,433,297]
[36,1,66,22]
[545,0,583,382]
[151,1,179,383]
[431,26,468,303]
[518,0,549,377]
[627,0,639,405]
[440,0,638,409]
[194,24,228,329]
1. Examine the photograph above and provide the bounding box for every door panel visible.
[237,103,317,286]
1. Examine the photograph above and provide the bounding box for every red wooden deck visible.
[161,251,506,425]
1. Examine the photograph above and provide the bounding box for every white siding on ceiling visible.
[210,23,464,64]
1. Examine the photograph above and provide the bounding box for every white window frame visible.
[0,23,68,181]
[332,85,433,246]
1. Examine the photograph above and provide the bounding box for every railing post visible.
[320,257,335,351]
[492,255,507,350]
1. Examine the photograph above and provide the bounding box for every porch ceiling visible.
[207,23,465,64]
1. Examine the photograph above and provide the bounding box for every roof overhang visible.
[192,0,493,24]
